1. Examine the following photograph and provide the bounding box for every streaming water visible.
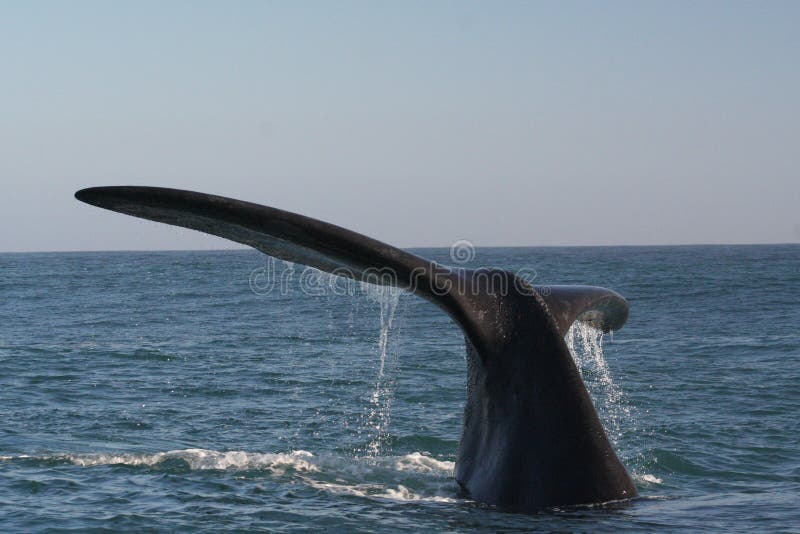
[360,285,403,457]
[566,322,631,447]
[565,322,660,485]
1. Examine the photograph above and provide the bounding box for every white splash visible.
[54,448,318,472]
[636,473,663,485]
[393,451,455,474]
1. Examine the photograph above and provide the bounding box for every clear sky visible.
[1,1,798,251]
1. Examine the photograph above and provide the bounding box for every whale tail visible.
[75,185,637,512]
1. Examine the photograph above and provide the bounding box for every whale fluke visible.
[75,186,432,289]
[75,185,637,513]
[539,285,629,336]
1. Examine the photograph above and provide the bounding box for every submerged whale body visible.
[75,186,637,513]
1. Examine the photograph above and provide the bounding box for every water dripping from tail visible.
[360,284,403,457]
[566,323,661,487]
[566,322,631,447]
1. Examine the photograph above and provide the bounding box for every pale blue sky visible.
[1,1,798,251]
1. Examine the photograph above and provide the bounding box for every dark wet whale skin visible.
[450,269,637,511]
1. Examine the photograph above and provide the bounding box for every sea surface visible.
[1,245,798,532]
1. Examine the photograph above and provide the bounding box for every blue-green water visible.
[1,245,798,531]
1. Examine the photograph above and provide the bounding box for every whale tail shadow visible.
[75,186,638,512]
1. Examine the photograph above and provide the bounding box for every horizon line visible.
[2,241,799,255]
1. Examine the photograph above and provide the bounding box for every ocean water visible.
[1,245,798,532]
